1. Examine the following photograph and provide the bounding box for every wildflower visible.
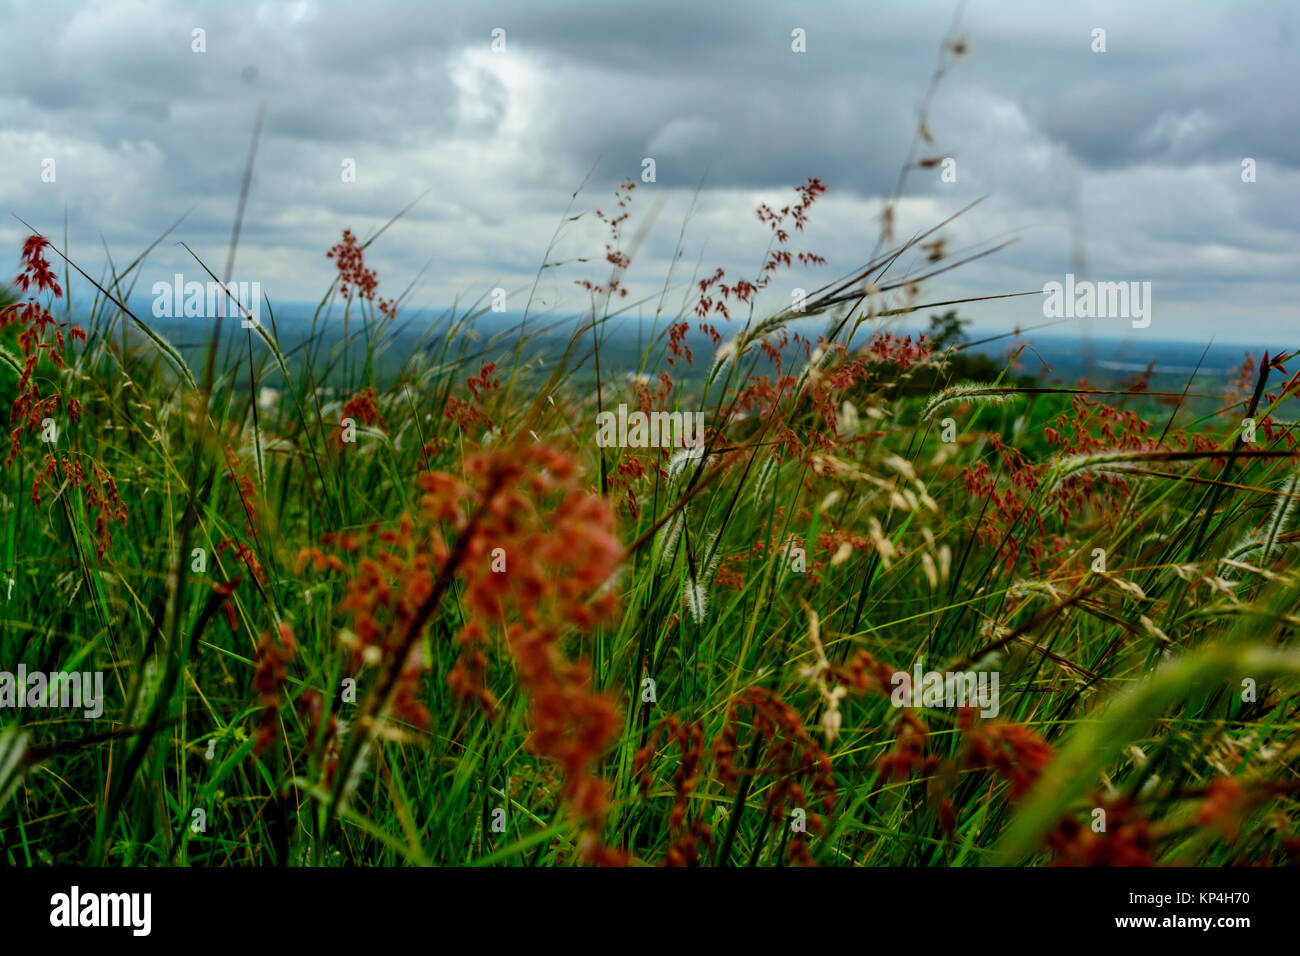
[217,536,265,585]
[5,237,129,558]
[878,712,932,780]
[3,236,87,464]
[224,444,258,537]
[252,623,295,756]
[305,440,626,862]
[638,716,711,860]
[325,229,373,298]
[715,685,837,863]
[685,180,828,368]
[336,386,387,449]
[1048,801,1156,866]
[444,363,500,434]
[574,180,636,302]
[961,715,1054,799]
[300,688,343,787]
[1197,777,1248,840]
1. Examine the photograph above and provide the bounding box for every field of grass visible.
[3,111,1300,868]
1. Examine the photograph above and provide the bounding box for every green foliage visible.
[1,237,1297,869]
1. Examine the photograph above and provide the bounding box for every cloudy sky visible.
[2,0,1296,345]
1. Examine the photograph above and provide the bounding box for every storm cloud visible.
[1,0,1295,343]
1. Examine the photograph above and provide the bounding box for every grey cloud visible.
[0,0,1295,344]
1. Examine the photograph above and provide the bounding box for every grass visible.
[2,200,1298,868]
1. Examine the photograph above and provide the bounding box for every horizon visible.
[106,292,1286,355]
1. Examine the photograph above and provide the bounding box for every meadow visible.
[2,99,1299,869]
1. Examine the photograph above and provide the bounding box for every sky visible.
[1,0,1297,346]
